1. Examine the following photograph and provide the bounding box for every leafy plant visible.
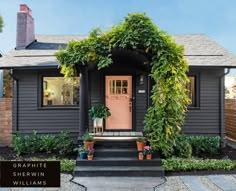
[82,133,94,142]
[56,13,190,158]
[87,148,95,156]
[88,104,111,120]
[143,146,153,155]
[136,137,146,142]
[174,138,192,158]
[12,131,75,156]
[0,16,3,32]
[162,158,236,172]
[178,135,220,156]
[40,134,56,153]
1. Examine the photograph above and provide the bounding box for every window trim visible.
[38,73,80,109]
[187,73,200,109]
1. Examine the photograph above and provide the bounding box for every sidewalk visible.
[1,174,236,191]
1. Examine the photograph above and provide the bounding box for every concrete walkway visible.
[1,174,236,191]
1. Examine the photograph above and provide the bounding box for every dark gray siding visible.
[183,67,224,135]
[13,69,80,140]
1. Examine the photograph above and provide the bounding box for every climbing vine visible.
[56,13,190,157]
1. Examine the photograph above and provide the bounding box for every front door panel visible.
[106,76,132,130]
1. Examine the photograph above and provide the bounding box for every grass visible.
[162,158,236,172]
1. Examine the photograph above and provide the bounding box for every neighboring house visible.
[1,5,236,141]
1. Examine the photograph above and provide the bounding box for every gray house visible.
[1,5,236,141]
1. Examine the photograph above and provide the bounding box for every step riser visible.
[76,160,162,166]
[74,171,164,177]
[95,152,137,157]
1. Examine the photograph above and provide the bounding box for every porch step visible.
[94,140,137,148]
[74,166,164,177]
[94,148,137,157]
[76,157,162,166]
[74,139,164,177]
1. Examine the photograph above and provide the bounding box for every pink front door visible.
[106,76,132,130]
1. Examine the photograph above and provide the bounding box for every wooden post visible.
[79,65,89,137]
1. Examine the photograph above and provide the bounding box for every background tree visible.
[0,16,3,32]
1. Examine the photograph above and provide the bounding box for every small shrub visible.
[178,135,220,156]
[174,139,192,158]
[162,158,236,172]
[12,131,75,156]
[40,134,56,153]
[54,132,75,156]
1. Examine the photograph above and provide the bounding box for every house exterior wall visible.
[12,67,224,138]
[183,67,224,135]
[12,69,80,140]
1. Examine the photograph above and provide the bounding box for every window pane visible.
[187,76,196,106]
[43,77,80,106]
[110,80,115,94]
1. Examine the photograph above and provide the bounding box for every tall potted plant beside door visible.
[88,104,111,133]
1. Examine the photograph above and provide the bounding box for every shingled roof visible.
[0,34,236,69]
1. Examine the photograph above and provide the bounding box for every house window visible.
[187,76,197,107]
[43,77,80,106]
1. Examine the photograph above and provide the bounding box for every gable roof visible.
[0,34,236,69]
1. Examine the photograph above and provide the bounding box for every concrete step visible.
[76,157,162,166]
[94,140,137,149]
[74,166,164,177]
[94,148,137,157]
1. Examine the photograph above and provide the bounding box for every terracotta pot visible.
[146,154,152,160]
[138,154,144,160]
[84,141,94,150]
[136,141,145,151]
[87,155,93,160]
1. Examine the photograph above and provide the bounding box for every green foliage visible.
[56,13,190,157]
[178,135,220,156]
[0,16,3,32]
[12,131,75,156]
[60,159,76,173]
[162,158,236,172]
[136,137,146,142]
[82,133,93,141]
[88,104,111,120]
[174,139,192,158]
[32,157,76,173]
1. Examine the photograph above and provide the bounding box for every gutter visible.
[9,70,19,132]
[219,68,230,148]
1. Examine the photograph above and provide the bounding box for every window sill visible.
[37,106,80,110]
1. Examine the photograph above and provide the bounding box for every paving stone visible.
[73,177,164,191]
[207,175,236,191]
[180,176,209,191]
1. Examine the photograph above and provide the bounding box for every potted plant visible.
[78,146,87,159]
[82,133,94,150]
[88,104,111,133]
[138,152,144,160]
[143,145,153,160]
[87,148,95,160]
[136,137,146,151]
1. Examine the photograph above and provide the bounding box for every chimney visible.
[16,4,35,49]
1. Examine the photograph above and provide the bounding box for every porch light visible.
[139,74,144,85]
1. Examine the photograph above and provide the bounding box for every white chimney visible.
[16,4,35,49]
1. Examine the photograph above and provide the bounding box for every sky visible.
[0,0,236,74]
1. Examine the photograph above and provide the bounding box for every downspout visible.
[220,68,230,148]
[9,70,19,132]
